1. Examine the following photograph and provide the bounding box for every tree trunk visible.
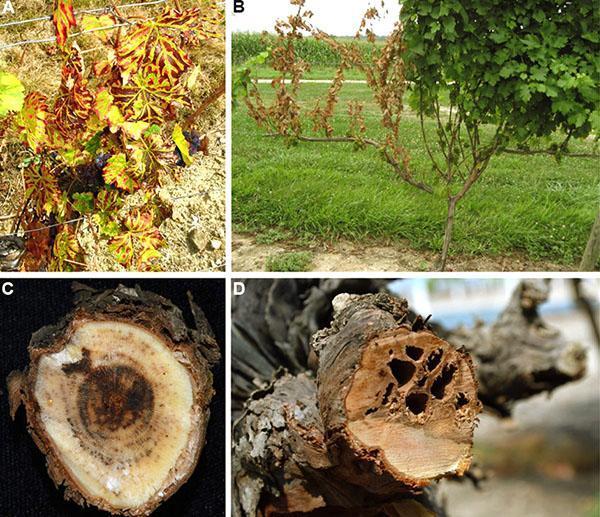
[448,279,587,415]
[580,210,600,271]
[233,293,480,517]
[437,197,458,271]
[571,279,600,347]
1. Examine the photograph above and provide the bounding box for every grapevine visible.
[0,0,224,271]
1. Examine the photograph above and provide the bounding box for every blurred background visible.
[389,278,599,517]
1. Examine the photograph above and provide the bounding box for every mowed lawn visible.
[233,82,599,266]
[248,65,368,81]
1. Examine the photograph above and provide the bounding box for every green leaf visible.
[552,98,573,115]
[84,131,103,155]
[568,109,588,128]
[533,10,545,23]
[489,31,509,44]
[590,110,600,133]
[72,192,94,214]
[530,67,547,83]
[145,124,161,136]
[403,0,597,143]
[443,17,456,36]
[0,71,25,116]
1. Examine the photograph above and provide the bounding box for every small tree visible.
[241,0,598,270]
[402,0,599,269]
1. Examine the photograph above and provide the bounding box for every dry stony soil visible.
[233,233,572,272]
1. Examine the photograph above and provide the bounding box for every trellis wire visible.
[1,217,86,237]
[0,24,129,50]
[0,0,165,29]
[0,0,166,50]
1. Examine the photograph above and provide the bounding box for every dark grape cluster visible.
[94,153,112,170]
[59,153,113,195]
[174,130,208,167]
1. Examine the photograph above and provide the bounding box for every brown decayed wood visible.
[7,284,220,516]
[344,329,480,486]
[313,294,480,493]
[232,280,587,516]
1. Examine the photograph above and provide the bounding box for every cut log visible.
[232,279,589,515]
[313,294,481,492]
[7,284,220,516]
[233,293,480,516]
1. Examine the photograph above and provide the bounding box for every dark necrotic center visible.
[78,365,154,433]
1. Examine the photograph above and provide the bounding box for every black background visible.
[0,279,225,517]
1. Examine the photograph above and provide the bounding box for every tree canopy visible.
[402,0,599,143]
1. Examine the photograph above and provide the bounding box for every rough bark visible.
[580,210,600,271]
[232,279,387,418]
[448,279,587,415]
[234,371,447,517]
[438,197,457,272]
[8,283,220,516]
[233,293,480,516]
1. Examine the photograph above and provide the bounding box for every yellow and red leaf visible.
[15,92,49,152]
[111,70,188,122]
[23,164,61,216]
[109,209,163,267]
[102,153,137,191]
[53,0,77,49]
[94,88,125,131]
[49,227,82,271]
[116,8,208,84]
[54,51,94,137]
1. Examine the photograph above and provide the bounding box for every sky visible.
[232,0,401,37]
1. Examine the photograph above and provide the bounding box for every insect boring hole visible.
[349,332,473,426]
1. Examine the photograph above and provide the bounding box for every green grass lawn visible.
[251,64,368,81]
[233,82,599,266]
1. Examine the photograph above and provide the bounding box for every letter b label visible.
[234,0,244,13]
